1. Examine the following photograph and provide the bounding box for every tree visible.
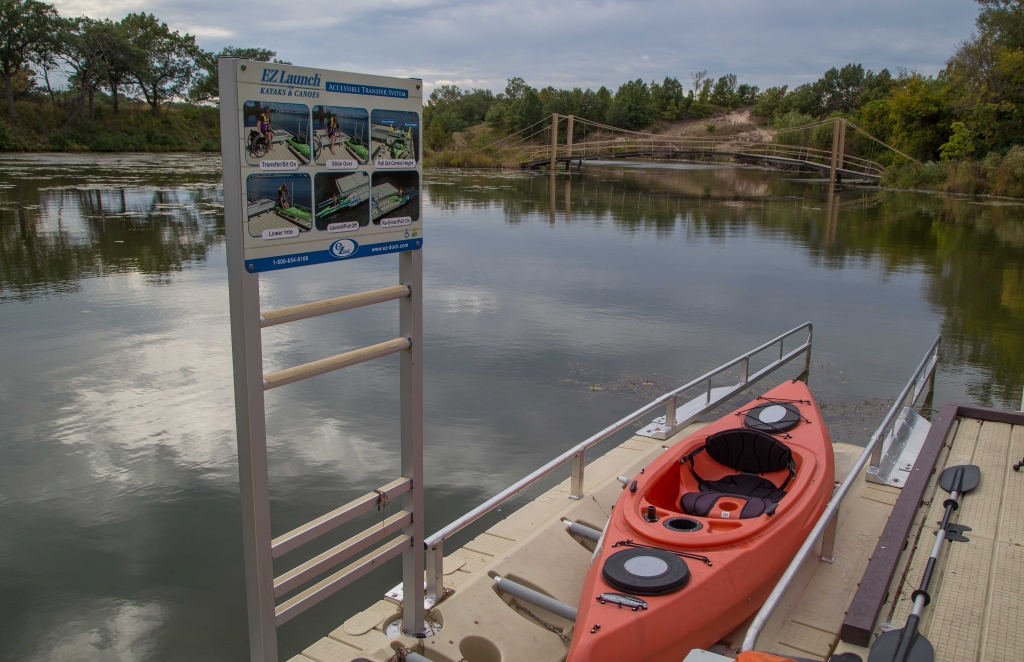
[0,0,59,118]
[751,85,788,119]
[190,45,276,104]
[857,72,952,161]
[592,86,612,123]
[976,0,1024,49]
[100,21,138,114]
[121,13,200,117]
[651,77,687,120]
[946,0,1024,152]
[606,78,654,130]
[736,83,760,106]
[940,121,975,160]
[710,74,739,107]
[59,17,109,133]
[506,86,543,132]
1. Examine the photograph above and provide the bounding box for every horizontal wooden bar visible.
[260,285,409,328]
[840,403,958,646]
[272,477,411,558]
[275,535,409,625]
[263,337,409,390]
[274,510,411,597]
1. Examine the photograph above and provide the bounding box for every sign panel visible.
[233,62,422,272]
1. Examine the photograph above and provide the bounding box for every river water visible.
[1,154,1022,661]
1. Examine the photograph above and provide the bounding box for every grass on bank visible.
[0,100,220,152]
[883,146,1024,197]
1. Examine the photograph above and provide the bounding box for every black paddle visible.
[867,464,981,662]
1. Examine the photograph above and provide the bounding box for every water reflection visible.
[429,166,1024,407]
[1,155,1023,662]
[0,154,223,301]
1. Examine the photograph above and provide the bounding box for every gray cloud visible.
[53,0,980,92]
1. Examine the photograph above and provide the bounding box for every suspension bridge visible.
[480,113,918,185]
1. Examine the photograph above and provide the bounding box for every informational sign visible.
[231,62,422,272]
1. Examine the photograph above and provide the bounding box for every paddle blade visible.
[938,464,980,494]
[867,628,934,662]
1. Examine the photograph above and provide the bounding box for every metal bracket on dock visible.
[637,386,740,440]
[866,407,932,487]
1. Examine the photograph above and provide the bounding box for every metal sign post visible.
[219,58,425,662]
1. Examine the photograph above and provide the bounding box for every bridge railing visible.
[512,137,886,178]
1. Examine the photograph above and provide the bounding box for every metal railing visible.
[424,322,814,603]
[740,333,941,653]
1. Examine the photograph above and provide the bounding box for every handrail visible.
[424,322,812,548]
[740,333,942,652]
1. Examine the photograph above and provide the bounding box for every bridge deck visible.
[522,150,881,181]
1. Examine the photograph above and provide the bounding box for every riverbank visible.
[5,104,1024,199]
[0,102,220,152]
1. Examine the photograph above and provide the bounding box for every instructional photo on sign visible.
[371,171,419,226]
[371,110,419,168]
[246,173,312,239]
[312,106,369,168]
[314,171,370,231]
[243,101,312,167]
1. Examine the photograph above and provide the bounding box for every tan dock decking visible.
[834,415,1024,662]
[248,209,309,237]
[285,422,900,662]
[252,140,310,165]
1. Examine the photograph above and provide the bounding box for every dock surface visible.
[286,424,890,662]
[884,416,1021,662]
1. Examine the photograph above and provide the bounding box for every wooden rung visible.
[263,337,409,390]
[260,285,409,327]
[274,510,412,597]
[272,477,411,557]
[275,535,410,625]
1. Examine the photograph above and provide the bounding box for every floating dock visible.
[284,404,1024,662]
[248,198,312,236]
[315,129,369,162]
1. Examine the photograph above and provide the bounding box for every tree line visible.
[423,71,759,151]
[426,1,1024,165]
[0,0,277,139]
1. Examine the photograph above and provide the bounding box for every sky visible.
[51,0,982,94]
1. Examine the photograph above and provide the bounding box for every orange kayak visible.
[567,379,834,662]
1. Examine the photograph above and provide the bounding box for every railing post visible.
[820,509,837,563]
[426,540,444,605]
[829,116,841,188]
[550,113,559,168]
[706,379,712,405]
[665,396,677,429]
[570,450,585,499]
[742,357,750,383]
[838,118,847,172]
[399,249,426,635]
[566,115,574,157]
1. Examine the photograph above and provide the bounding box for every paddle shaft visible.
[892,470,965,662]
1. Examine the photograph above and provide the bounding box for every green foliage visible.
[0,117,12,149]
[120,13,201,117]
[941,121,975,160]
[607,78,653,130]
[710,74,738,108]
[857,72,952,161]
[736,84,759,106]
[751,86,788,119]
[0,0,60,117]
[190,45,277,104]
[650,77,688,120]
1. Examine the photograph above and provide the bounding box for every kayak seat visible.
[679,428,796,519]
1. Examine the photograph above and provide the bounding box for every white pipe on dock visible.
[494,576,578,622]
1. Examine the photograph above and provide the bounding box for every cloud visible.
[49,0,979,92]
